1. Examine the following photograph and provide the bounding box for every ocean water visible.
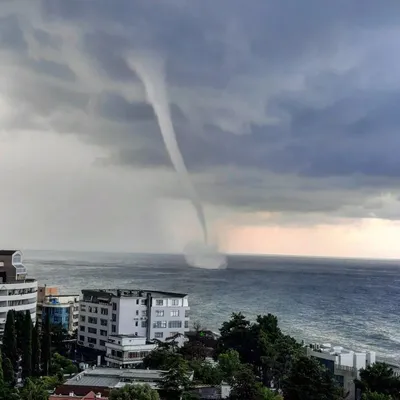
[24,251,400,365]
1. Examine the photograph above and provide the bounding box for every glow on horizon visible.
[219,218,400,259]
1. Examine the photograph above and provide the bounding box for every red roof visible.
[49,390,108,400]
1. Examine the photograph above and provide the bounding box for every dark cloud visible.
[2,0,400,219]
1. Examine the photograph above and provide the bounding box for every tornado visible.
[130,54,208,244]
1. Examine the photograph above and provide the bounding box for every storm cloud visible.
[2,0,400,230]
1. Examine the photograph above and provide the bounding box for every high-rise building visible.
[37,285,80,333]
[0,250,37,335]
[78,289,190,352]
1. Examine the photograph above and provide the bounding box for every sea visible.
[24,250,400,365]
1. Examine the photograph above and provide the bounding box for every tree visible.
[19,378,48,400]
[3,357,15,386]
[217,313,251,362]
[160,355,192,400]
[362,392,393,400]
[15,311,25,355]
[359,363,400,397]
[50,324,69,356]
[189,359,222,385]
[218,349,242,384]
[229,364,271,400]
[143,348,180,370]
[22,311,33,379]
[109,384,160,400]
[282,356,342,400]
[41,313,51,376]
[50,353,78,375]
[31,324,41,377]
[3,310,17,369]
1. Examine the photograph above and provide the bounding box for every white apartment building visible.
[306,343,376,400]
[0,250,37,335]
[105,334,156,368]
[78,289,190,352]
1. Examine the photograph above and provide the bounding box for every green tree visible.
[50,324,69,356]
[50,353,78,375]
[109,383,160,400]
[15,311,25,355]
[218,349,242,384]
[217,313,251,362]
[3,310,17,369]
[359,363,400,397]
[3,357,15,386]
[143,348,180,370]
[31,324,41,377]
[283,356,342,400]
[229,364,271,400]
[160,355,192,400]
[41,313,51,376]
[189,359,222,385]
[362,392,393,400]
[22,311,33,379]
[19,378,48,400]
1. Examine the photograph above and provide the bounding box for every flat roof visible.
[82,289,187,298]
[0,250,18,256]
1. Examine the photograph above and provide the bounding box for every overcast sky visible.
[2,0,400,258]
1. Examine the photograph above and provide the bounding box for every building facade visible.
[306,343,376,400]
[104,334,156,368]
[78,289,190,352]
[37,286,80,333]
[0,250,37,335]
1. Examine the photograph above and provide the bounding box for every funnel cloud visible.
[130,53,227,269]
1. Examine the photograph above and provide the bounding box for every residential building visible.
[104,335,156,368]
[55,367,194,395]
[0,250,37,335]
[37,285,79,333]
[306,343,376,400]
[78,289,190,352]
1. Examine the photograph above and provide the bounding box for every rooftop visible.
[65,368,168,388]
[82,289,188,299]
[0,250,18,256]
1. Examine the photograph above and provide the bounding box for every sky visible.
[1,0,400,258]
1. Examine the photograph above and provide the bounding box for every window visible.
[142,310,147,317]
[172,299,179,306]
[80,304,86,311]
[185,310,189,318]
[184,321,189,328]
[112,324,116,333]
[88,327,97,334]
[156,300,163,306]
[88,337,97,344]
[136,299,139,305]
[100,330,107,336]
[100,319,108,326]
[101,308,108,315]
[141,321,147,328]
[155,310,164,317]
[100,340,106,346]
[88,306,98,313]
[168,321,182,329]
[80,316,86,322]
[135,321,138,327]
[80,326,85,332]
[154,332,163,338]
[112,303,117,311]
[170,310,179,317]
[136,310,139,316]
[153,321,167,329]
[79,335,85,342]
[112,314,117,322]
[141,299,146,305]
[88,317,97,324]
